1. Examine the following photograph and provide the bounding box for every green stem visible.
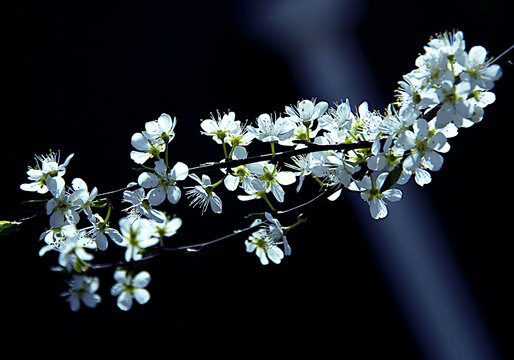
[262,193,276,212]
[103,202,112,223]
[165,142,170,169]
[284,217,307,234]
[270,142,276,158]
[211,174,227,189]
[222,141,228,159]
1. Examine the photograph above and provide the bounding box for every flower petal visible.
[133,271,151,288]
[131,133,151,151]
[133,289,151,305]
[148,187,166,206]
[166,185,181,204]
[171,162,189,181]
[117,291,133,311]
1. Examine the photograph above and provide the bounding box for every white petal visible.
[403,152,421,171]
[275,171,296,185]
[133,271,151,288]
[256,248,269,265]
[232,146,247,160]
[133,289,151,305]
[48,177,65,197]
[131,133,151,151]
[200,119,218,133]
[105,228,125,245]
[138,172,159,189]
[165,218,182,235]
[414,168,432,186]
[81,293,101,308]
[68,294,81,312]
[113,269,128,284]
[423,151,444,171]
[382,189,402,202]
[375,172,389,189]
[117,291,133,311]
[414,118,429,140]
[148,187,166,206]
[270,182,285,203]
[130,151,152,165]
[20,182,46,193]
[428,133,448,152]
[46,198,57,215]
[111,283,124,296]
[224,175,240,191]
[209,194,223,214]
[171,162,189,181]
[396,130,416,151]
[327,189,342,201]
[369,198,387,220]
[95,232,108,251]
[158,113,173,133]
[468,46,486,66]
[71,178,88,192]
[166,185,181,204]
[267,246,284,264]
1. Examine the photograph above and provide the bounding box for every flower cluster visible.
[20,113,187,311]
[203,31,501,220]
[14,31,505,309]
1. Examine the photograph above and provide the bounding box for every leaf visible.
[380,166,403,192]
[0,221,21,236]
[20,199,48,209]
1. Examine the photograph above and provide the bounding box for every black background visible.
[1,0,513,359]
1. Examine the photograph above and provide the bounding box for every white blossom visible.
[46,177,80,228]
[111,269,151,311]
[20,152,74,194]
[118,217,159,262]
[246,113,295,143]
[61,275,101,311]
[87,213,124,251]
[122,184,166,223]
[285,99,328,125]
[138,160,188,206]
[356,173,402,220]
[245,226,284,265]
[223,146,254,192]
[456,46,502,90]
[264,212,291,256]
[143,113,176,144]
[396,118,450,174]
[68,178,97,218]
[200,111,241,145]
[244,162,296,203]
[186,174,223,214]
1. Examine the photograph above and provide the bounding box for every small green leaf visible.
[20,199,48,209]
[380,166,403,192]
[0,221,21,236]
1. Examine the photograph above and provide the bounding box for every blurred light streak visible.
[240,1,501,359]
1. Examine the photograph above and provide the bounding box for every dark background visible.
[1,0,512,359]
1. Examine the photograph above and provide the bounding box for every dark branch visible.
[188,141,372,175]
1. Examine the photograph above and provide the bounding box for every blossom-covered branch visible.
[6,30,507,311]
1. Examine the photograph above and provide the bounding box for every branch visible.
[88,221,266,271]
[188,141,372,175]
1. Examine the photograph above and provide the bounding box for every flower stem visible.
[222,141,228,159]
[262,193,276,212]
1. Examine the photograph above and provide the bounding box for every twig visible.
[88,221,266,271]
[188,141,372,175]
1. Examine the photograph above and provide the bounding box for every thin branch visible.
[96,184,139,198]
[491,43,514,65]
[88,221,266,271]
[188,141,372,175]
